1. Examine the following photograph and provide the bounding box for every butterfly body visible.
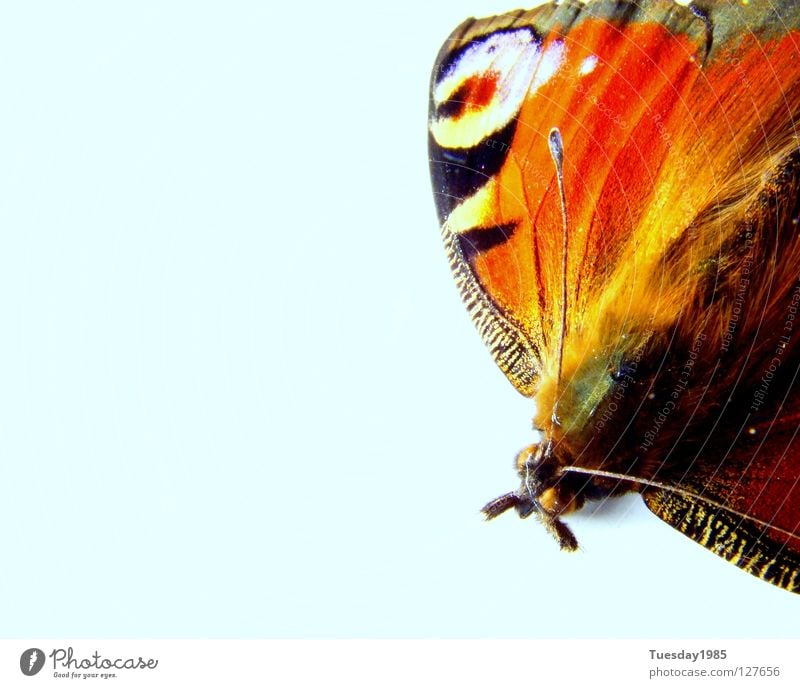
[429,0,800,591]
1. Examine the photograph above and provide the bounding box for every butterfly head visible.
[482,439,584,551]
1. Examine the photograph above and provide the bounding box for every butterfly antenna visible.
[548,127,568,426]
[561,465,800,543]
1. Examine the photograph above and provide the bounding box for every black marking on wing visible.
[435,84,471,120]
[429,116,518,225]
[457,222,518,263]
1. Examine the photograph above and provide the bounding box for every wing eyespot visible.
[430,27,546,150]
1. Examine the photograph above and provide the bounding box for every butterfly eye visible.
[430,28,563,150]
[610,362,637,382]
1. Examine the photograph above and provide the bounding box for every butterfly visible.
[428,0,800,593]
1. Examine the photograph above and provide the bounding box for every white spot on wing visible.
[530,40,565,92]
[579,54,598,75]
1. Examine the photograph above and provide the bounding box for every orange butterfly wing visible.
[430,0,800,402]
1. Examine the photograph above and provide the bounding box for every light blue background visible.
[1,0,797,637]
